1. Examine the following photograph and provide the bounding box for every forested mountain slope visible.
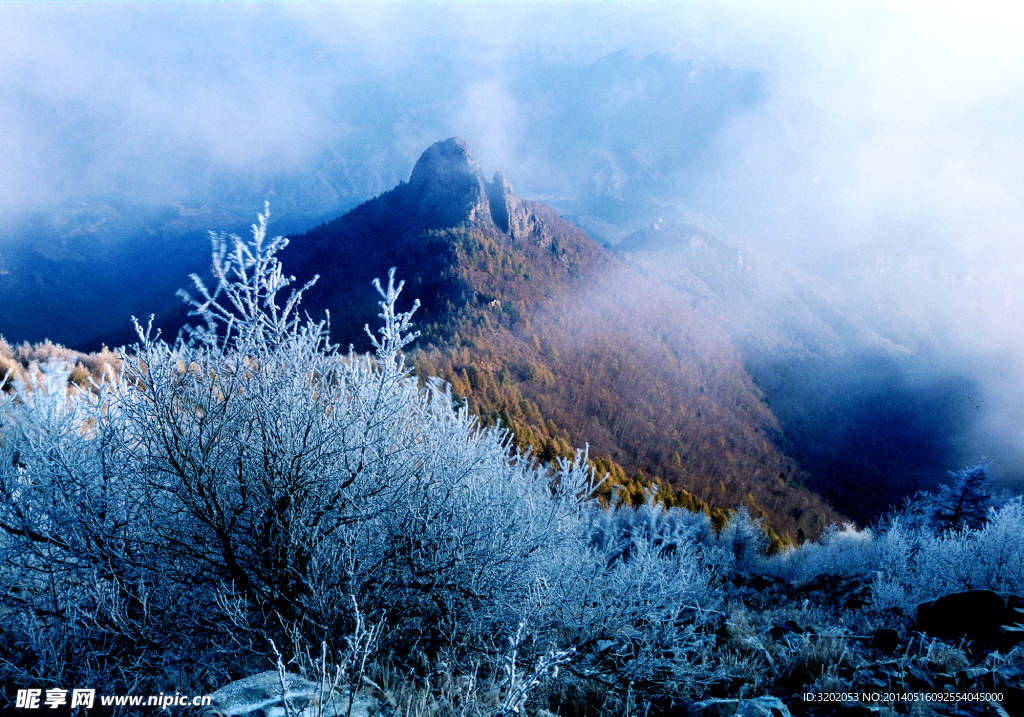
[618,221,983,523]
[277,138,844,542]
[0,138,846,541]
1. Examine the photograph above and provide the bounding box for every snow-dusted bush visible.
[546,501,722,691]
[0,207,721,706]
[587,500,714,567]
[758,498,1024,617]
[872,498,1024,612]
[899,462,995,534]
[0,352,171,688]
[765,522,882,584]
[926,463,993,532]
[745,461,1022,618]
[716,506,769,577]
[953,497,1024,592]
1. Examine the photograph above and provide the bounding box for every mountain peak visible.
[402,137,549,242]
[407,137,493,228]
[487,170,535,241]
[273,139,846,541]
[408,137,481,190]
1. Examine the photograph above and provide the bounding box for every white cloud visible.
[2,1,1023,260]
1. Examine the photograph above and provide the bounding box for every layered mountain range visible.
[0,202,341,350]
[5,136,1002,537]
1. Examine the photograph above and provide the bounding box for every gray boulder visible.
[201,671,377,717]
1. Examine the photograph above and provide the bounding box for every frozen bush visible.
[917,462,994,534]
[765,522,882,584]
[587,500,714,567]
[536,502,722,698]
[910,498,1024,597]
[716,507,768,577]
[868,519,915,614]
[0,206,723,708]
[865,497,1024,615]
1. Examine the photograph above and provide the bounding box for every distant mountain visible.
[616,221,986,523]
[274,138,844,542]
[617,221,899,360]
[0,203,211,348]
[0,202,347,350]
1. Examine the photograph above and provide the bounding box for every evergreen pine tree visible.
[924,462,992,533]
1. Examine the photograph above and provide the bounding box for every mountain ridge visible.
[0,137,848,541]
[275,138,845,541]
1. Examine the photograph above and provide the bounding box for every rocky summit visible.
[406,138,494,230]
[370,137,550,245]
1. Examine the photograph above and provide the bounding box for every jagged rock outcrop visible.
[278,136,612,348]
[298,137,548,247]
[487,169,544,244]
[403,137,546,243]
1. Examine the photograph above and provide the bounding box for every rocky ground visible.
[202,580,1023,717]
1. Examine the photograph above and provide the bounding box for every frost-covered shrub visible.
[587,500,714,567]
[749,463,1021,618]
[867,520,915,614]
[906,499,1024,599]
[929,463,993,532]
[346,414,593,656]
[716,507,768,577]
[0,353,193,690]
[901,462,995,534]
[862,497,1024,615]
[765,522,882,584]
[958,497,1024,592]
[0,207,722,707]
[539,502,722,698]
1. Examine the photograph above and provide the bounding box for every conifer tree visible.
[923,462,992,533]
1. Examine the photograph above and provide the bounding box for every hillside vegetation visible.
[0,140,863,541]
[0,338,119,391]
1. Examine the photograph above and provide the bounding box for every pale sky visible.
[3,2,1023,261]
